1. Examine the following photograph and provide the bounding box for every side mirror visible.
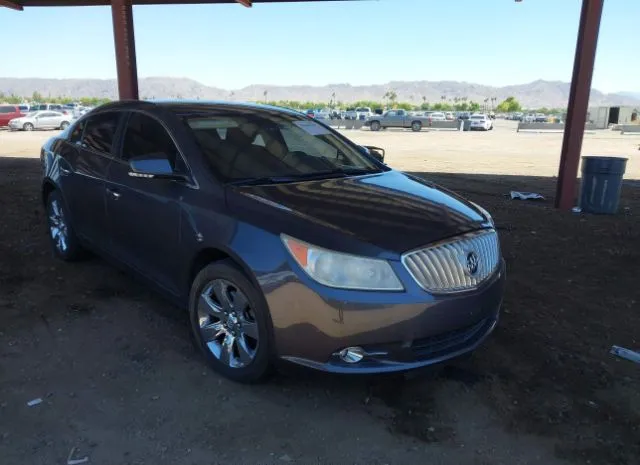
[128,154,187,181]
[362,145,386,162]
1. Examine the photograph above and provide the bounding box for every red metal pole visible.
[111,0,139,100]
[555,0,604,210]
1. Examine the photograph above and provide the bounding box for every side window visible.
[69,120,85,143]
[83,112,120,154]
[0,106,13,114]
[387,111,397,117]
[121,112,179,168]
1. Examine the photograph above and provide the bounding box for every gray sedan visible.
[9,111,71,131]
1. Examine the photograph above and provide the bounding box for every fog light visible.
[338,346,365,364]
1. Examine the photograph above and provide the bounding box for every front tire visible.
[189,260,273,383]
[46,190,84,261]
[23,123,34,131]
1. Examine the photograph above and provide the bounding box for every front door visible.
[105,111,190,295]
[57,112,122,249]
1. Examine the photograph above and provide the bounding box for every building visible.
[587,105,639,129]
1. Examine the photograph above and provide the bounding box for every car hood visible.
[230,170,491,255]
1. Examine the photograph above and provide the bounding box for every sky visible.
[0,0,638,93]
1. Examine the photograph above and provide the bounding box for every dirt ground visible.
[1,121,639,465]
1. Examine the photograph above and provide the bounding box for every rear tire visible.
[370,121,381,132]
[45,190,85,261]
[189,260,273,383]
[411,121,422,132]
[23,123,34,131]
[60,121,70,130]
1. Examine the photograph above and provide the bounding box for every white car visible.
[8,111,71,131]
[469,114,493,131]
[429,112,446,121]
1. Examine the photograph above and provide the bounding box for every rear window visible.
[470,115,484,120]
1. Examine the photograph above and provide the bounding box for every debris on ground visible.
[611,345,640,364]
[26,398,42,407]
[67,447,89,465]
[509,191,545,200]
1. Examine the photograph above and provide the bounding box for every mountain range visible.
[1,77,638,109]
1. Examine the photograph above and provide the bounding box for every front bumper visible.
[263,259,506,374]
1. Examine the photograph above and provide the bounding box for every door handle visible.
[106,188,121,200]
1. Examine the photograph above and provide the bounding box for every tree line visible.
[0,91,563,115]
[0,91,111,107]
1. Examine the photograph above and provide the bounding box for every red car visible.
[0,105,25,127]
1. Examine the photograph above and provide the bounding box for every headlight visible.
[281,235,403,291]
[471,201,495,226]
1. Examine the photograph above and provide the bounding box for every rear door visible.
[105,110,190,295]
[59,112,122,248]
[40,112,59,129]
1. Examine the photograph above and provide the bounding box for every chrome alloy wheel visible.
[197,279,259,368]
[49,199,69,253]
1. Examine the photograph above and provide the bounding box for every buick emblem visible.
[466,251,479,276]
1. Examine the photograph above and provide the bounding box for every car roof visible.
[93,99,306,118]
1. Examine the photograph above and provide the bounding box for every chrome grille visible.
[402,229,500,294]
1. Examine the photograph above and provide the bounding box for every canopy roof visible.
[2,0,349,9]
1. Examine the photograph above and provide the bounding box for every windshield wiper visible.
[228,167,379,187]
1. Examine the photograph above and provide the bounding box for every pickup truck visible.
[365,109,428,132]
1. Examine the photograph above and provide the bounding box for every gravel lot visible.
[1,121,639,465]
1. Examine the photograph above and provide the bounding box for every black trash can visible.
[579,156,627,214]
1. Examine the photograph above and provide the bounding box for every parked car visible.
[0,104,25,127]
[344,107,372,120]
[445,112,455,121]
[30,103,72,116]
[355,107,372,120]
[40,100,505,383]
[429,112,446,121]
[469,114,493,131]
[365,109,428,132]
[457,112,471,120]
[8,110,71,131]
[534,114,547,123]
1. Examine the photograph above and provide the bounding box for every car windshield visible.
[183,110,384,183]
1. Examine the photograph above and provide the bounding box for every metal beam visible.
[555,0,604,210]
[0,0,23,10]
[111,0,139,100]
